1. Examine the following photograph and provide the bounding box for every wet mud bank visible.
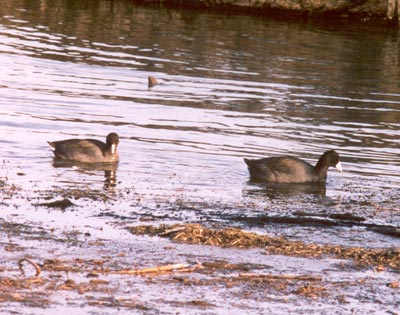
[1,182,399,314]
[1,218,400,314]
[130,0,398,25]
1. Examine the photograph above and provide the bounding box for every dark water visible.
[1,0,399,247]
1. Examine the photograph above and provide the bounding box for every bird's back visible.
[49,139,107,163]
[244,156,317,183]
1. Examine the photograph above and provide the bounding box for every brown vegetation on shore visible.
[128,224,400,270]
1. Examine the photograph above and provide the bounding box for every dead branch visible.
[238,273,322,281]
[158,226,187,237]
[18,258,42,277]
[114,263,203,275]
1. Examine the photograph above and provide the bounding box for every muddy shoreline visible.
[129,0,398,26]
[1,182,399,314]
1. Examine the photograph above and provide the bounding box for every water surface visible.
[1,0,399,248]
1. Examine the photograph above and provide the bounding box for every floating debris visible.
[368,227,400,238]
[114,263,203,275]
[18,258,41,277]
[148,76,158,88]
[36,198,74,210]
[127,224,400,270]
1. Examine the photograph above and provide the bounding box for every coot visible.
[48,133,119,163]
[244,150,342,183]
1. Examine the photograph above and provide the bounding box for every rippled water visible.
[1,0,399,247]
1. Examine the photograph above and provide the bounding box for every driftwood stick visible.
[238,273,322,281]
[115,263,203,275]
[158,226,187,237]
[18,258,42,277]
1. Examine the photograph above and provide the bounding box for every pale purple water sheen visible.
[1,1,399,246]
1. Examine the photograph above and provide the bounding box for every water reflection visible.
[244,182,327,199]
[1,0,399,246]
[52,161,118,190]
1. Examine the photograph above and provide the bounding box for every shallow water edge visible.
[1,181,399,314]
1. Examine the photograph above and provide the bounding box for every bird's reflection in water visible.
[103,169,117,190]
[244,182,327,199]
[52,161,118,190]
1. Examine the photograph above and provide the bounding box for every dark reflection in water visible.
[245,182,327,199]
[52,161,118,190]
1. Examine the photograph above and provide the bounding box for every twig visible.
[18,258,42,277]
[115,263,203,275]
[238,273,322,281]
[158,226,187,237]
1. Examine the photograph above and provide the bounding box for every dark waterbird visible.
[244,150,342,184]
[48,133,119,164]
